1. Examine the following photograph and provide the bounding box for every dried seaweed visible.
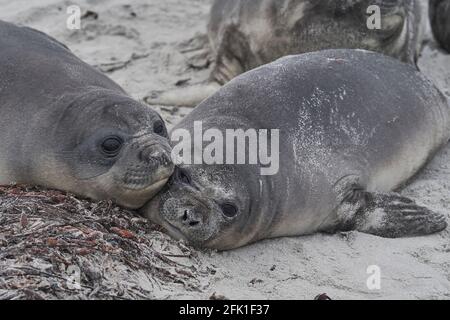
[0,185,211,300]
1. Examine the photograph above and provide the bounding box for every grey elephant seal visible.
[0,21,174,209]
[143,49,449,250]
[429,0,450,53]
[147,0,424,107]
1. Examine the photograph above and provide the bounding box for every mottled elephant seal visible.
[429,0,450,53]
[147,0,424,107]
[0,21,173,209]
[143,49,449,250]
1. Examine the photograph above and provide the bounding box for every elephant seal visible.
[147,0,424,107]
[0,21,174,209]
[429,0,450,53]
[143,49,449,250]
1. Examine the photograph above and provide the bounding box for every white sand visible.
[1,0,449,299]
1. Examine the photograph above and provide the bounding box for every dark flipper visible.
[211,25,253,85]
[429,0,450,53]
[352,192,447,237]
[404,0,424,65]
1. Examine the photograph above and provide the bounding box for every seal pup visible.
[429,0,450,53]
[143,49,449,250]
[146,0,424,107]
[0,21,174,209]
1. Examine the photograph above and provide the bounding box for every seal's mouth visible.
[109,177,170,209]
[162,221,189,242]
[119,152,174,191]
[121,175,169,192]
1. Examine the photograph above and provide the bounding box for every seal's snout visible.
[180,208,203,228]
[120,141,173,190]
[99,132,174,209]
[138,145,171,166]
[159,196,220,244]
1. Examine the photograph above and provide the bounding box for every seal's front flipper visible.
[144,82,221,107]
[353,192,447,238]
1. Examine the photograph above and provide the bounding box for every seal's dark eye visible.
[101,136,123,156]
[153,120,165,136]
[220,203,238,218]
[177,169,191,185]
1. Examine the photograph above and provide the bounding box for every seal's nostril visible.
[138,150,148,162]
[181,209,201,227]
[189,220,200,227]
[162,153,171,166]
[138,145,163,163]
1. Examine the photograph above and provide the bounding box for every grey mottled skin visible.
[0,21,174,209]
[147,0,424,106]
[143,49,449,250]
[429,0,450,53]
[209,0,422,84]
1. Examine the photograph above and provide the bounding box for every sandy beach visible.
[0,0,449,299]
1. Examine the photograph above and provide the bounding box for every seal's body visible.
[209,0,422,83]
[0,21,173,208]
[147,0,424,106]
[143,49,449,250]
[430,0,450,53]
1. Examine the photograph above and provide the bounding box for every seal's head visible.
[307,1,409,50]
[261,0,414,63]
[143,164,269,250]
[35,89,174,209]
